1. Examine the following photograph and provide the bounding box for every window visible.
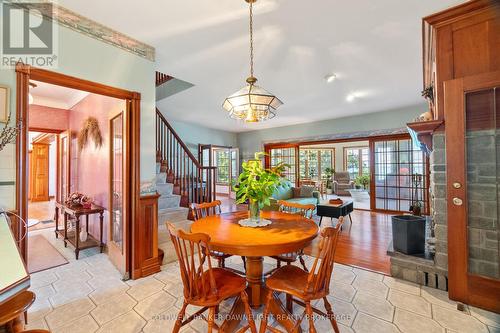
[269,147,296,182]
[299,148,334,181]
[373,138,428,213]
[214,149,230,184]
[344,147,369,179]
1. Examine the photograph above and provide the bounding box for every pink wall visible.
[29,104,69,131]
[69,94,125,241]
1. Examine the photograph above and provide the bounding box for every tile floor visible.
[23,229,500,333]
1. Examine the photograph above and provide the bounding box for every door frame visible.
[444,70,500,312]
[15,63,141,279]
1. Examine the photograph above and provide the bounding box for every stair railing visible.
[156,108,217,206]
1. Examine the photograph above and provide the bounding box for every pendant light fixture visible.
[222,0,283,123]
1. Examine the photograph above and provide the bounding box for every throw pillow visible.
[292,187,301,198]
[299,185,315,198]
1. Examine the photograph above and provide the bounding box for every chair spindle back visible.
[167,223,218,302]
[305,217,344,296]
[277,200,315,219]
[191,200,222,221]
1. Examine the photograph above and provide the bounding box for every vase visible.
[248,199,261,222]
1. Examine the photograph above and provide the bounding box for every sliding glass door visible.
[268,147,297,183]
[299,148,334,182]
[344,147,370,180]
[372,138,428,213]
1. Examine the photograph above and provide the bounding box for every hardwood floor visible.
[217,195,392,275]
[323,210,392,275]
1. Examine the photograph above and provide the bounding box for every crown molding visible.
[6,0,155,61]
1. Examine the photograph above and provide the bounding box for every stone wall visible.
[466,130,499,278]
[430,133,448,272]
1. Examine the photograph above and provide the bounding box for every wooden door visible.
[108,106,130,277]
[445,71,500,312]
[57,131,71,203]
[31,143,49,202]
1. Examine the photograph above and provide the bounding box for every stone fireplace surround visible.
[389,133,449,290]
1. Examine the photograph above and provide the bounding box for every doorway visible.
[15,64,141,279]
[199,144,239,199]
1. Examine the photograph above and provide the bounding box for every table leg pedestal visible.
[245,257,264,308]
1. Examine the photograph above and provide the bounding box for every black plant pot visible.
[391,215,426,255]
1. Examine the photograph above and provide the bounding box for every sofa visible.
[263,181,320,211]
[332,171,355,196]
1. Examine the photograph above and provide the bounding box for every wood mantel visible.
[406,120,444,153]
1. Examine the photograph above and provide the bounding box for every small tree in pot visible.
[233,152,289,222]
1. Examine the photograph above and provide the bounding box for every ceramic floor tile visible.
[433,305,489,333]
[126,278,165,301]
[388,289,431,317]
[383,276,421,296]
[394,308,444,333]
[352,312,400,333]
[142,306,182,333]
[330,281,357,302]
[469,306,500,329]
[313,295,357,326]
[353,267,384,281]
[90,293,137,325]
[45,298,96,330]
[96,311,145,333]
[420,286,462,312]
[352,276,389,299]
[88,284,130,305]
[332,267,357,285]
[51,314,99,333]
[353,290,395,321]
[133,291,176,319]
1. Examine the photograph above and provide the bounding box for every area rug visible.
[28,235,68,273]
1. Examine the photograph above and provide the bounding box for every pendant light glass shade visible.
[222,0,283,123]
[222,79,283,122]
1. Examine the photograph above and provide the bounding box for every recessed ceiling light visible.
[346,91,363,102]
[324,74,337,83]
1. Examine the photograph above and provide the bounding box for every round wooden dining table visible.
[191,210,319,332]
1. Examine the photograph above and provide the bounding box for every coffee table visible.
[316,200,354,227]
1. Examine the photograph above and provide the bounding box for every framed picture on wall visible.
[0,85,10,123]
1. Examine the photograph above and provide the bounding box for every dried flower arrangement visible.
[0,112,22,152]
[78,116,103,151]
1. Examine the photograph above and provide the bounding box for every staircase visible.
[155,105,217,263]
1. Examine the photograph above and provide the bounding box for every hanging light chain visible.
[249,0,254,79]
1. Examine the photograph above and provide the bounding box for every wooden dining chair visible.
[190,200,234,269]
[260,217,345,333]
[271,200,316,270]
[167,223,257,333]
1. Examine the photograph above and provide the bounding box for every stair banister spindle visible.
[155,108,217,207]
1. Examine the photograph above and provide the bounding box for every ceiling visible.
[58,0,464,132]
[30,80,89,109]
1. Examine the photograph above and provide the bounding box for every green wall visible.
[0,13,155,210]
[237,104,424,160]
[168,119,238,155]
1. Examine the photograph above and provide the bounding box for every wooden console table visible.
[54,202,104,259]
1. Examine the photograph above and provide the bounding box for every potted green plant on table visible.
[233,152,288,227]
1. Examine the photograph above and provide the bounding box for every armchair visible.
[332,171,355,196]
